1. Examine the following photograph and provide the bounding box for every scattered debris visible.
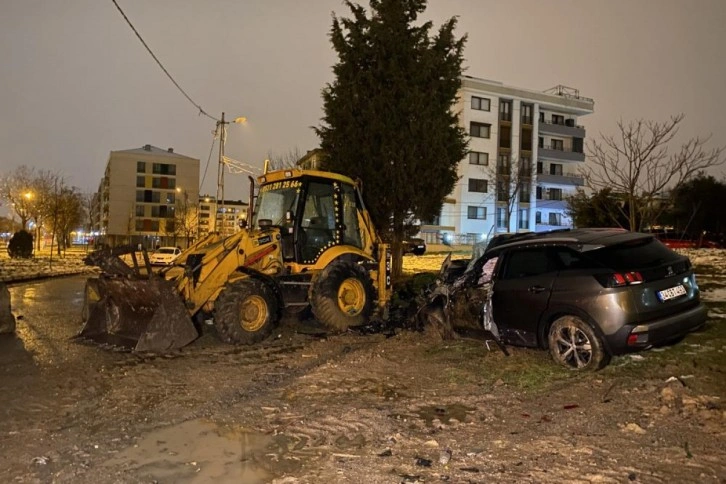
[563,404,579,410]
[415,457,432,467]
[31,456,50,465]
[438,449,452,465]
[622,423,646,434]
[377,449,392,457]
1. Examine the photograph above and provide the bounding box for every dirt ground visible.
[1,254,725,483]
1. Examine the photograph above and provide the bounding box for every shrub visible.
[8,230,33,259]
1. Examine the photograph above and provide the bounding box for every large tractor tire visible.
[309,260,375,332]
[214,278,279,345]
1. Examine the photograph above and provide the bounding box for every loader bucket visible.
[80,276,198,352]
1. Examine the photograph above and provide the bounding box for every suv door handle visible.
[528,285,547,294]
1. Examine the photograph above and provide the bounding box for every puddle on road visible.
[105,419,279,483]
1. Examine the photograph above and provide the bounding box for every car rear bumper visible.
[606,302,708,354]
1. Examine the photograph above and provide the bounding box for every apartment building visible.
[198,196,249,238]
[430,76,594,244]
[97,144,199,248]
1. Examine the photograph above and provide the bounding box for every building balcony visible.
[534,199,568,211]
[538,120,586,138]
[537,173,584,187]
[538,145,585,162]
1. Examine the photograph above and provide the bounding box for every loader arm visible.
[171,228,283,316]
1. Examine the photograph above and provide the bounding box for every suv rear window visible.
[586,238,679,270]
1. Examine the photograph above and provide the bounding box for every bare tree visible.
[1,166,36,229]
[265,148,304,170]
[477,154,533,234]
[47,184,84,254]
[173,194,198,248]
[583,114,725,231]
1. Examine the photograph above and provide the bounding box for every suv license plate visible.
[658,284,687,302]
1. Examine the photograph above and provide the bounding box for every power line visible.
[199,132,218,193]
[111,0,219,122]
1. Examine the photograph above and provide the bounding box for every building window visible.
[538,136,544,148]
[536,186,543,200]
[468,178,488,193]
[136,176,145,188]
[470,122,490,138]
[549,212,562,226]
[137,162,145,173]
[521,104,533,125]
[552,114,565,125]
[518,209,529,229]
[151,177,176,189]
[549,163,563,176]
[136,190,161,203]
[165,192,176,204]
[520,182,531,202]
[469,151,489,166]
[550,188,563,201]
[497,154,510,175]
[536,211,542,224]
[496,180,508,202]
[135,205,145,217]
[499,125,511,149]
[537,162,543,174]
[467,206,487,220]
[135,219,160,232]
[471,96,490,111]
[496,207,507,229]
[519,157,532,177]
[551,139,564,151]
[500,100,512,121]
[152,163,176,175]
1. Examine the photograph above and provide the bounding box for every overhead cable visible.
[111,0,219,122]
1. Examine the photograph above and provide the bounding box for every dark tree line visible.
[568,175,726,243]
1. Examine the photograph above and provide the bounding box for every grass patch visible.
[422,340,579,391]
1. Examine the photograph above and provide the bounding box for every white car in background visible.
[149,246,182,266]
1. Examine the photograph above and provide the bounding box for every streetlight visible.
[216,113,247,236]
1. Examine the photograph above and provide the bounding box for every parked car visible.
[423,228,707,370]
[403,237,427,256]
[148,246,182,266]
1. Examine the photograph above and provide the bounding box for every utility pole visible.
[216,112,227,236]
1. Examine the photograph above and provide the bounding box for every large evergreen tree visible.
[316,0,467,277]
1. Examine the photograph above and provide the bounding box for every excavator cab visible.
[252,172,368,266]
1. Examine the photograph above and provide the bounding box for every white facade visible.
[98,145,199,248]
[430,76,594,244]
[198,196,249,238]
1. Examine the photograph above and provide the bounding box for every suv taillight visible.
[595,271,644,288]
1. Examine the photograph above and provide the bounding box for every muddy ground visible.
[1,264,725,483]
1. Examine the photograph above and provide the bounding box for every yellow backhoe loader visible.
[80,167,392,352]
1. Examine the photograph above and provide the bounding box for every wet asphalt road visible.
[1,275,121,379]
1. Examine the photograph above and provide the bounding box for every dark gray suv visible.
[434,228,708,370]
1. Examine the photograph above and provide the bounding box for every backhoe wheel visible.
[214,279,279,345]
[547,316,610,371]
[309,260,375,332]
